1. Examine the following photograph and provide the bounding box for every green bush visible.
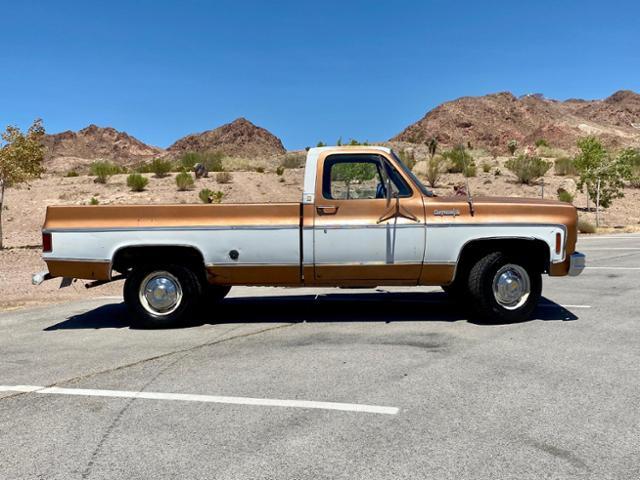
[202,151,224,172]
[65,170,79,177]
[494,168,502,176]
[254,167,265,173]
[535,139,549,148]
[557,190,574,203]
[90,161,118,184]
[89,197,99,205]
[282,153,304,169]
[463,164,477,177]
[442,145,474,174]
[397,149,416,170]
[176,171,194,191]
[199,188,213,203]
[216,171,232,184]
[507,139,518,155]
[578,219,596,234]
[554,157,577,176]
[150,158,172,178]
[211,191,224,204]
[126,173,149,192]
[481,162,491,173]
[276,166,285,176]
[505,155,551,184]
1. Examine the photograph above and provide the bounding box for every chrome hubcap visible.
[492,264,530,310]
[139,271,182,315]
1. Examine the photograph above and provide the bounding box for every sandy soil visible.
[1,163,638,310]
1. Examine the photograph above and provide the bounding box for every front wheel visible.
[467,252,541,323]
[124,264,201,328]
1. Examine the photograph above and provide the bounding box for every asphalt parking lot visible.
[1,234,639,480]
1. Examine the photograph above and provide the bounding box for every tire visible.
[467,252,541,324]
[202,285,231,303]
[124,264,202,329]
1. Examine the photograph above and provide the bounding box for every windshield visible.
[390,150,435,197]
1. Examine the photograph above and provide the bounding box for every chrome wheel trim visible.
[139,271,183,316]
[492,264,531,310]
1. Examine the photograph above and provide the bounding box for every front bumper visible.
[568,252,586,276]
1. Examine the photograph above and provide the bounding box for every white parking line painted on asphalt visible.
[581,248,640,251]
[539,304,591,309]
[0,385,399,415]
[585,266,640,270]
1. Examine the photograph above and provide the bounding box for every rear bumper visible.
[568,252,586,276]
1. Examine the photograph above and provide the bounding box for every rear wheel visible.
[467,252,541,323]
[124,264,201,328]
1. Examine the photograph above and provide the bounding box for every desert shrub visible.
[254,167,265,173]
[202,151,224,172]
[494,168,502,176]
[507,139,518,155]
[397,149,416,170]
[424,155,446,188]
[175,171,194,191]
[578,219,596,234]
[65,170,79,177]
[199,188,213,203]
[179,152,200,171]
[618,148,640,188]
[442,145,474,173]
[505,155,551,184]
[316,141,326,147]
[282,153,304,169]
[554,157,577,176]
[90,161,118,184]
[126,173,149,192]
[557,190,574,203]
[463,163,477,177]
[211,191,224,203]
[535,139,549,148]
[276,166,285,176]
[150,158,172,178]
[481,161,491,173]
[89,197,99,205]
[279,177,285,183]
[216,171,232,184]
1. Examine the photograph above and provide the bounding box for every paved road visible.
[1,234,639,479]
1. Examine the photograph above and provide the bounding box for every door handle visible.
[316,205,339,215]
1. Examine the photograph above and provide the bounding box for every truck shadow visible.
[45,292,578,330]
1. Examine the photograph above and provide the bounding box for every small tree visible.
[507,139,518,156]
[0,119,45,249]
[574,137,631,209]
[424,154,446,188]
[331,162,377,199]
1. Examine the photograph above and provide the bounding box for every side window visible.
[322,154,412,200]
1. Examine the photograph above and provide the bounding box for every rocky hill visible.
[392,90,640,153]
[42,125,162,173]
[167,118,286,158]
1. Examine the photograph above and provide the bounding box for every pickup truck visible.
[35,146,585,327]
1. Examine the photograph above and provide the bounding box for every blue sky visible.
[1,0,638,150]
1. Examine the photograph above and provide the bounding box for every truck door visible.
[313,152,426,282]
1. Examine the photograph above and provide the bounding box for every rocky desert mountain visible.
[392,90,640,153]
[42,124,163,172]
[167,117,286,158]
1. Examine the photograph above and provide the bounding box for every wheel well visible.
[112,246,206,278]
[453,238,550,283]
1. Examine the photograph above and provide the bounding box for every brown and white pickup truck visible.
[34,146,585,327]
